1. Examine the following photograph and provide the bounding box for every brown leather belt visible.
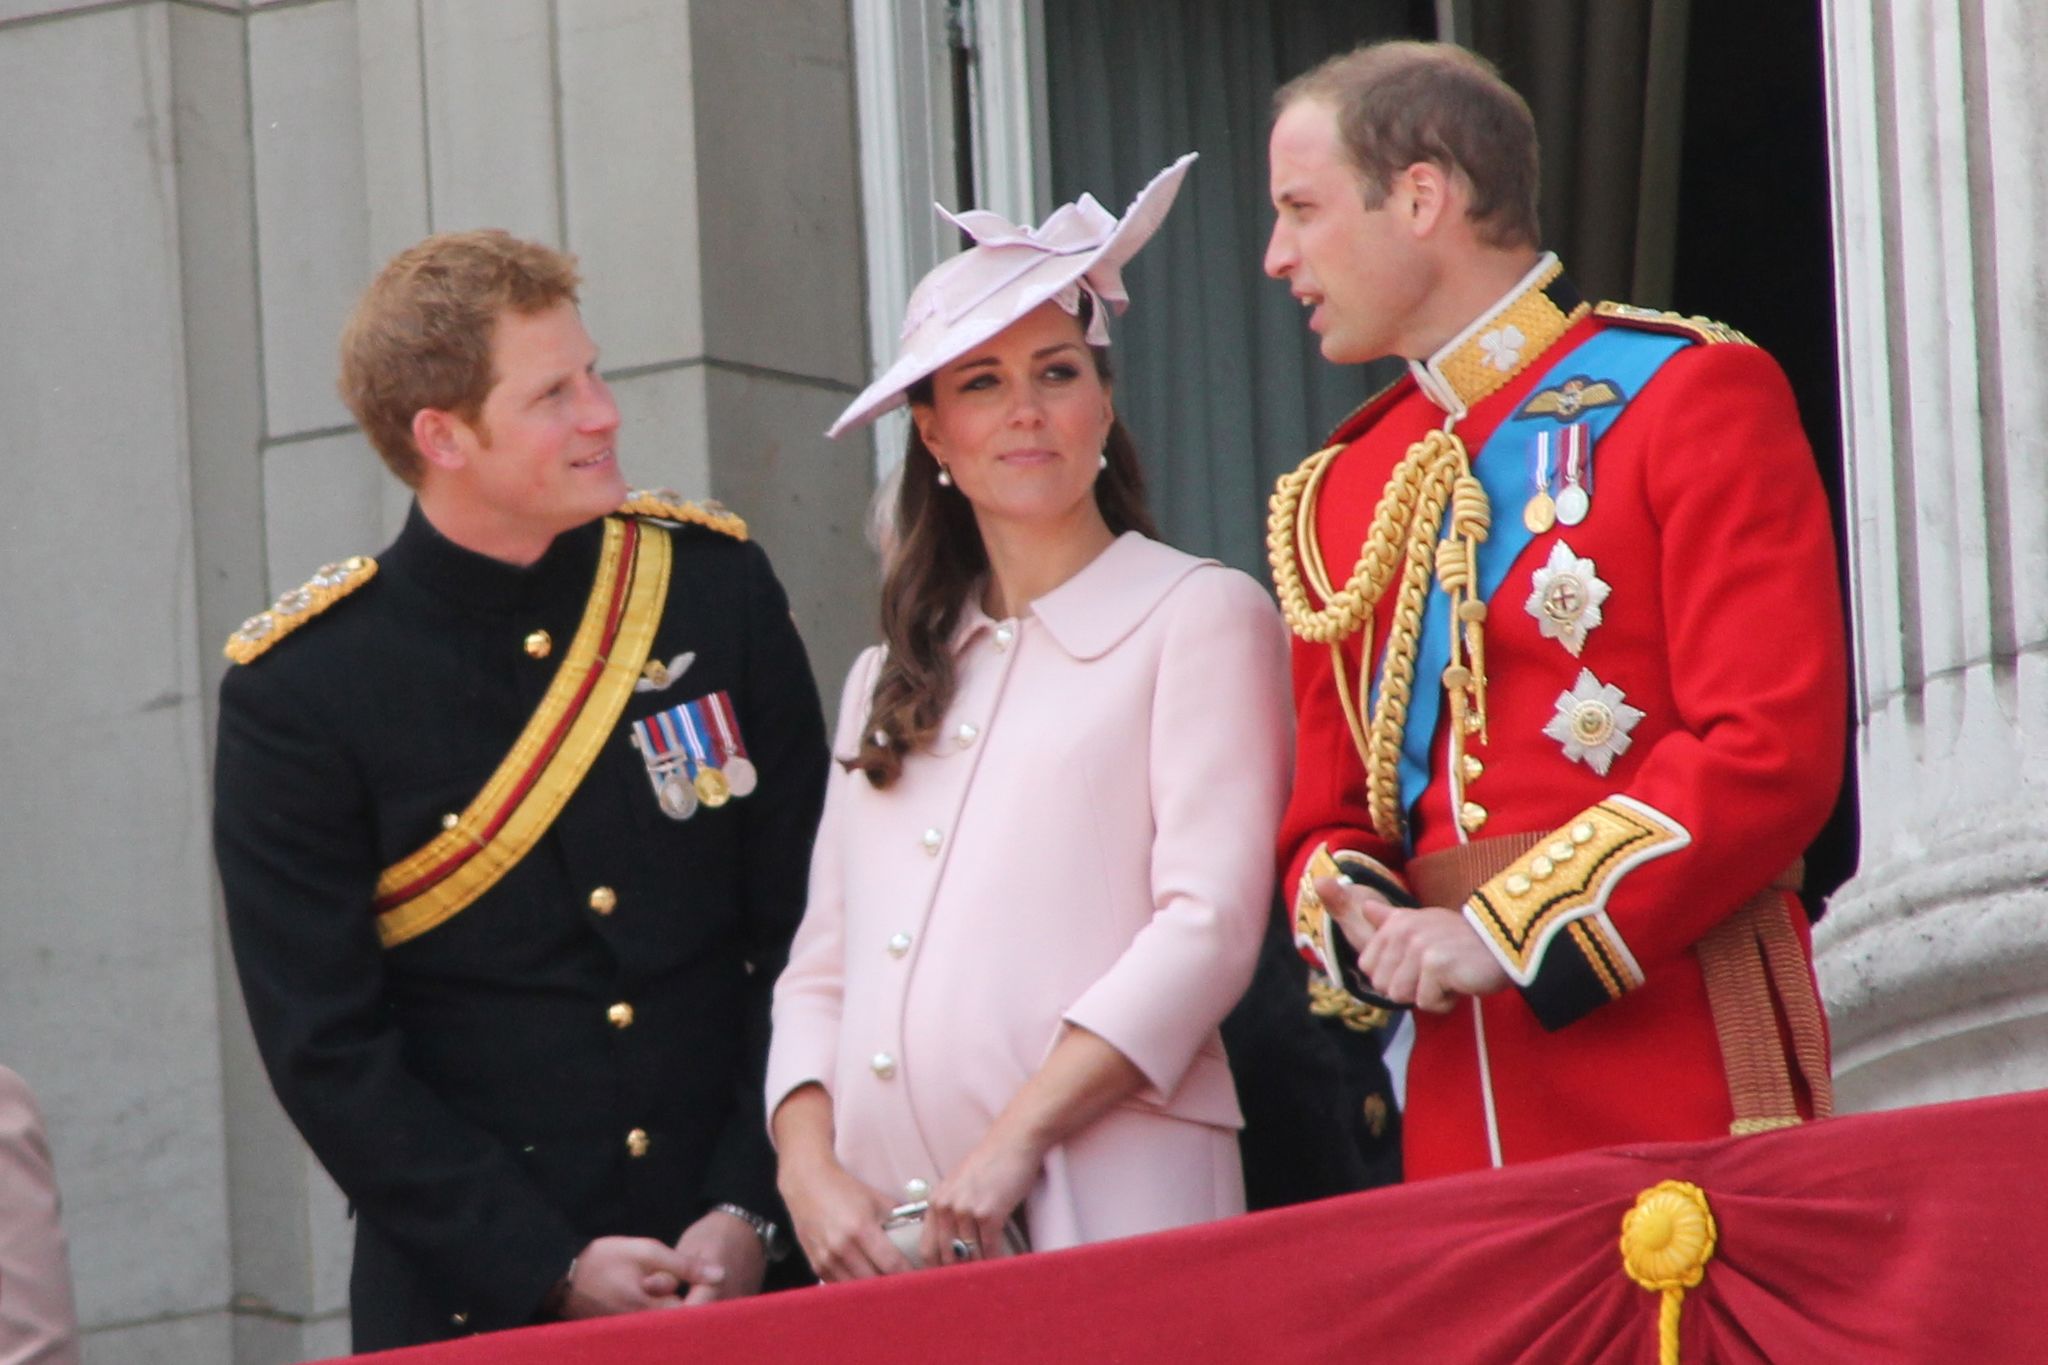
[1404,832,1831,1135]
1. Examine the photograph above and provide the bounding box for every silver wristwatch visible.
[713,1202,784,1261]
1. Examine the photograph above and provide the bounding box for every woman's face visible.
[912,301,1115,533]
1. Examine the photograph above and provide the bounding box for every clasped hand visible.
[1315,876,1509,1012]
[558,1208,766,1318]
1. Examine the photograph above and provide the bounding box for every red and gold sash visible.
[373,517,672,948]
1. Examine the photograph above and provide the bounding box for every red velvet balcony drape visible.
[341,1089,2043,1364]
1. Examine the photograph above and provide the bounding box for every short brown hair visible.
[338,229,582,486]
[1276,40,1540,250]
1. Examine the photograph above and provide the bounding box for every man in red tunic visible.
[1264,41,1846,1179]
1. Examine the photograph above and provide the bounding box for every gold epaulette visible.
[1595,300,1754,347]
[223,557,377,664]
[618,489,748,540]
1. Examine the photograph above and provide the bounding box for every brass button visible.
[1571,821,1597,845]
[904,1177,930,1199]
[626,1127,650,1158]
[1460,801,1488,833]
[1461,754,1484,783]
[440,812,460,831]
[870,1052,896,1079]
[1549,840,1576,863]
[1530,855,1555,880]
[1505,873,1533,896]
[589,886,617,915]
[920,828,943,856]
[524,629,552,659]
[887,932,912,958]
[607,1002,635,1029]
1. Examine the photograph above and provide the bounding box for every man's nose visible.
[1263,220,1295,280]
[581,374,621,432]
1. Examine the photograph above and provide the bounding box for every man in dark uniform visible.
[213,230,829,1350]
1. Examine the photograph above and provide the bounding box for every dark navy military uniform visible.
[214,503,828,1350]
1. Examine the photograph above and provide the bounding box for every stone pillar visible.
[1815,0,2048,1111]
[0,2,868,1360]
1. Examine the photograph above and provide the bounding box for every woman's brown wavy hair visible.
[845,330,1156,788]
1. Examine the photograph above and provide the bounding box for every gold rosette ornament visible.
[1620,1180,1718,1365]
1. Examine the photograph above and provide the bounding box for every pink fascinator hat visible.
[827,152,1198,438]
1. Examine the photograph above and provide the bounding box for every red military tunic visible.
[1273,256,1846,1179]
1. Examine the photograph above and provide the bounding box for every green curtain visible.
[1460,0,1693,307]
[1041,0,1433,576]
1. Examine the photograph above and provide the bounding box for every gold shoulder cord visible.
[1269,429,1492,845]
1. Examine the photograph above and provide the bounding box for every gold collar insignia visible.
[1410,254,1589,416]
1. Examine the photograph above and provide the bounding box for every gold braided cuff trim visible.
[619,489,748,540]
[1307,976,1392,1033]
[1293,845,1398,1028]
[1462,796,1688,987]
[224,556,377,664]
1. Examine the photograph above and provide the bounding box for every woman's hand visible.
[772,1083,914,1282]
[920,1128,1042,1267]
[779,1154,911,1281]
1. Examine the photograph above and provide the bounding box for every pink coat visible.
[767,533,1293,1250]
[0,1067,78,1365]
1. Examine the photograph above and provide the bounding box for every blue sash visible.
[1380,327,1690,840]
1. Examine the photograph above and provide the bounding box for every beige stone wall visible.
[0,2,870,1360]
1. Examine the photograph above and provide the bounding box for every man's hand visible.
[1315,876,1510,1012]
[662,1207,768,1304]
[556,1236,698,1318]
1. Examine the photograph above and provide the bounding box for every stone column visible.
[1815,0,2048,1111]
[0,3,868,1360]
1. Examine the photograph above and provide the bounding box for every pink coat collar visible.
[950,532,1213,661]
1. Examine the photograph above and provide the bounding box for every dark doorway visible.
[1669,0,1858,906]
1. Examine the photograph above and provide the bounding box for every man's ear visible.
[1401,161,1455,238]
[412,407,469,472]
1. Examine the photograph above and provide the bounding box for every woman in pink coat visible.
[766,156,1293,1280]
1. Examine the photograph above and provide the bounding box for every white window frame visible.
[848,0,1048,476]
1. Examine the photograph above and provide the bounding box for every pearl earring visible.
[1098,451,1108,471]
[936,465,953,488]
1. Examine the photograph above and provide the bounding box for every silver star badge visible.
[1543,668,1644,776]
[1525,541,1610,657]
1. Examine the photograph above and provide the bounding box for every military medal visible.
[1524,541,1610,657]
[1555,424,1593,526]
[1542,667,1645,776]
[674,703,732,808]
[703,692,758,796]
[630,711,700,821]
[1523,431,1557,534]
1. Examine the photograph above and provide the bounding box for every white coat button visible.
[871,1052,897,1079]
[888,932,912,957]
[920,828,943,855]
[954,722,979,747]
[904,1177,930,1199]
[993,624,1014,651]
